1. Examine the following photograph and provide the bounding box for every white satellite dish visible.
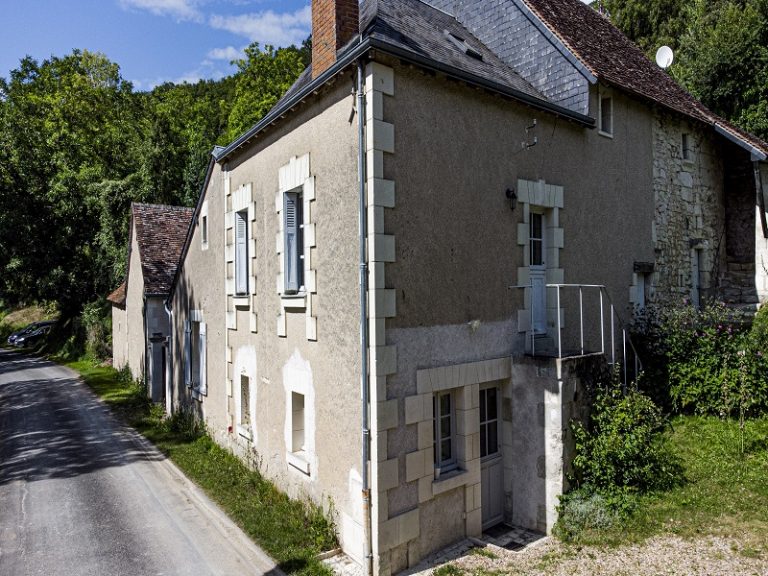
[655,45,674,69]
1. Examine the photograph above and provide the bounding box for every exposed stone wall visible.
[651,112,725,304]
[431,0,590,114]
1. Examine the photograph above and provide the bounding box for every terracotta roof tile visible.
[106,281,126,307]
[132,203,194,296]
[521,0,768,156]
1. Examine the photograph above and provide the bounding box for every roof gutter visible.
[715,123,767,162]
[218,34,595,163]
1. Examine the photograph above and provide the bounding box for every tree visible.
[225,42,308,142]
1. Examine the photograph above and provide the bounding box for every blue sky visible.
[1,0,312,91]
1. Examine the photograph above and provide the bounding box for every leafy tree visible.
[599,0,688,55]
[226,42,308,142]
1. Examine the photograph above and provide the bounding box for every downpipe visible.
[357,59,373,576]
[164,300,174,415]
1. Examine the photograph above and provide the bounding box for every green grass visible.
[68,359,337,575]
[568,415,768,550]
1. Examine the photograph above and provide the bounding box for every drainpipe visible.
[754,161,768,239]
[164,300,173,415]
[357,59,373,576]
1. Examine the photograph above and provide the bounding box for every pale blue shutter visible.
[198,322,207,395]
[235,211,248,295]
[184,320,191,388]
[284,192,299,294]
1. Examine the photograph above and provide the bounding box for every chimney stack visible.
[312,0,359,79]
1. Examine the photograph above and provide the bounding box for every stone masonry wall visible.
[652,112,725,304]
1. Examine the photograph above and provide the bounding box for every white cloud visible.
[119,0,204,22]
[209,5,311,47]
[207,46,244,61]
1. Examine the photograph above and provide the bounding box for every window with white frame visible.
[433,391,456,473]
[283,190,304,295]
[599,95,613,136]
[234,209,249,296]
[184,316,207,396]
[479,386,500,459]
[200,201,209,251]
[290,391,306,454]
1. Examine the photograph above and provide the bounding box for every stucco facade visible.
[157,1,768,574]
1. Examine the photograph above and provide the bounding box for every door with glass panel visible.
[480,385,504,529]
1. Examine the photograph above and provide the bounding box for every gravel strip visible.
[440,534,768,576]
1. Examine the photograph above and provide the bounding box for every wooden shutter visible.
[284,192,299,294]
[184,320,191,388]
[198,322,207,396]
[235,211,248,295]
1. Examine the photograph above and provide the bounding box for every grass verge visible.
[67,359,337,576]
[564,415,768,552]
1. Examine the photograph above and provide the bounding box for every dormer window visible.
[444,30,483,61]
[599,95,613,137]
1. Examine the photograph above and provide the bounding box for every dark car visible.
[7,320,57,347]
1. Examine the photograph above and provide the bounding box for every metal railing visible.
[509,283,642,388]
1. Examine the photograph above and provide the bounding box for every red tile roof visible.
[132,203,194,296]
[522,0,768,157]
[106,281,126,307]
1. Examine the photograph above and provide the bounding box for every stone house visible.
[108,202,193,409]
[159,0,768,574]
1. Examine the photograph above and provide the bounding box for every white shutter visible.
[235,211,248,295]
[184,320,191,388]
[198,322,207,396]
[284,192,299,294]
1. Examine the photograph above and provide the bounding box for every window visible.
[433,391,456,472]
[283,190,304,294]
[479,387,500,459]
[201,215,208,245]
[235,210,249,295]
[291,392,306,454]
[239,374,251,431]
[599,96,613,136]
[682,133,692,162]
[184,318,207,396]
[529,212,544,266]
[635,272,648,309]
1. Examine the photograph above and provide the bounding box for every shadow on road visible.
[0,350,165,486]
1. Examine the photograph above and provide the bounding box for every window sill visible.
[287,451,311,475]
[237,425,252,441]
[598,130,614,139]
[192,387,206,401]
[281,294,306,310]
[432,467,469,496]
[234,296,250,309]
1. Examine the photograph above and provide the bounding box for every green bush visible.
[571,386,683,493]
[632,302,768,417]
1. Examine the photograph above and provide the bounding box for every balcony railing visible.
[509,283,642,388]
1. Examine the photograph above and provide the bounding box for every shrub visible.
[632,302,768,417]
[571,386,683,493]
[554,486,631,541]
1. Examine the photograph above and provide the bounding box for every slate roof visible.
[131,203,194,296]
[106,281,126,307]
[520,0,768,156]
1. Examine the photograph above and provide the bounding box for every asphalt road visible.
[0,349,280,576]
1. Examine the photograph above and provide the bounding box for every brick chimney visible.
[312,0,359,79]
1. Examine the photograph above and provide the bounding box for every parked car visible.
[7,320,56,347]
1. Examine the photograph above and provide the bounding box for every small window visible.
[201,215,208,246]
[599,96,613,136]
[283,191,304,294]
[480,387,500,459]
[682,133,692,162]
[433,391,456,472]
[235,210,249,295]
[635,272,648,309]
[240,374,251,430]
[291,392,305,454]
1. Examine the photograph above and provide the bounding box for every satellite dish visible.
[655,45,674,69]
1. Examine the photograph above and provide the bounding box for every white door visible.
[480,385,504,529]
[529,212,546,334]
